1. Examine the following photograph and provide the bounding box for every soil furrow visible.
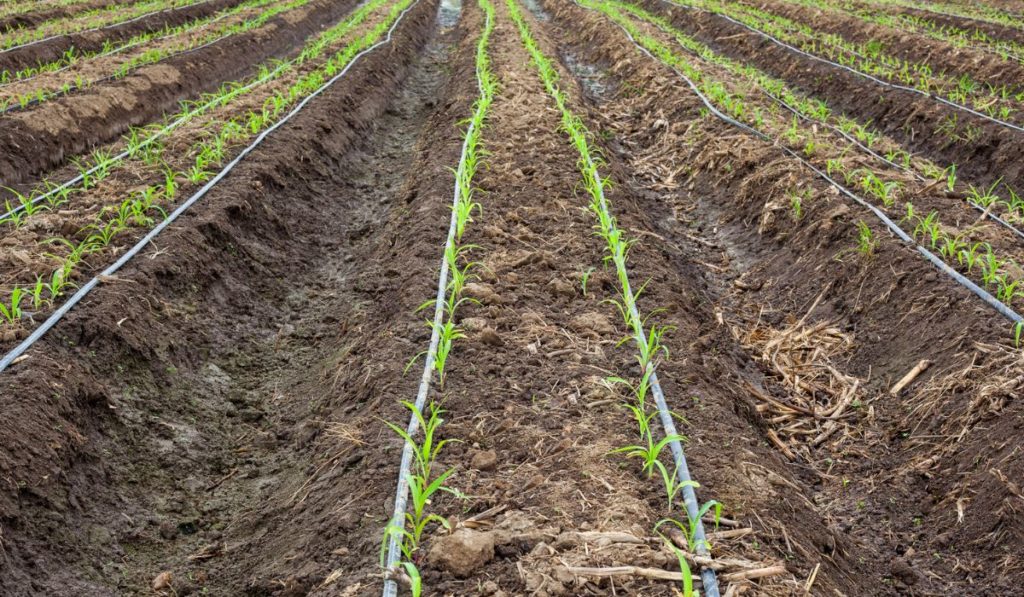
[0,0,244,74]
[0,0,441,593]
[0,0,363,187]
[637,0,1024,196]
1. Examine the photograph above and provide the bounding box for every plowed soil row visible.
[1,0,1022,596]
[637,0,1024,194]
[0,0,117,34]
[739,0,1024,93]
[0,0,360,186]
[0,0,241,74]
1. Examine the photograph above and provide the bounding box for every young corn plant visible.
[383,401,460,555]
[856,221,875,257]
[0,287,24,325]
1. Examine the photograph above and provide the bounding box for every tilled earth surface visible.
[1,0,1023,595]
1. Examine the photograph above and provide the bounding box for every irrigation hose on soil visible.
[589,3,1024,326]
[380,3,484,594]
[658,0,1024,136]
[0,0,220,54]
[2,0,337,220]
[0,0,423,374]
[762,75,1024,243]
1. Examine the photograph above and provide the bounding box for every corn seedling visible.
[656,501,723,554]
[967,178,1003,207]
[856,221,875,256]
[662,535,697,597]
[580,267,595,296]
[383,401,459,554]
[0,287,24,324]
[958,242,987,273]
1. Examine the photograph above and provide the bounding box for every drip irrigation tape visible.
[0,0,279,91]
[659,0,1024,135]
[0,0,218,54]
[381,4,479,595]
[0,23,264,114]
[590,2,1024,328]
[1,0,337,222]
[0,0,422,373]
[765,86,1024,243]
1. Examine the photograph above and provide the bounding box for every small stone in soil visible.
[470,449,498,471]
[427,529,495,578]
[152,571,173,591]
[478,328,503,347]
[547,278,574,297]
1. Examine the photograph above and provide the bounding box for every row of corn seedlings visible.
[507,1,720,593]
[584,0,1024,342]
[0,0,283,85]
[380,1,496,595]
[851,0,1024,31]
[1,0,395,225]
[0,0,409,330]
[1,0,208,50]
[603,0,1024,231]
[584,0,1024,312]
[661,0,1024,129]
[0,0,313,113]
[0,0,98,24]
[796,0,1024,65]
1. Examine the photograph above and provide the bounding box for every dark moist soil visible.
[0,0,441,593]
[0,0,363,187]
[734,0,1024,93]
[555,0,1024,314]
[544,0,1024,593]
[0,0,120,34]
[635,0,1024,193]
[0,0,247,74]
[878,1,1024,47]
[2,0,1023,595]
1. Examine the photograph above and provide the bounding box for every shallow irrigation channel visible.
[0,0,453,592]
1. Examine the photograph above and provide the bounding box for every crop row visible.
[581,0,1024,337]
[1,0,209,51]
[0,0,102,25]
[806,0,1024,64]
[0,0,407,329]
[509,0,722,593]
[0,0,282,85]
[0,0,311,112]
[665,0,1024,129]
[381,2,496,594]
[850,0,1024,31]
